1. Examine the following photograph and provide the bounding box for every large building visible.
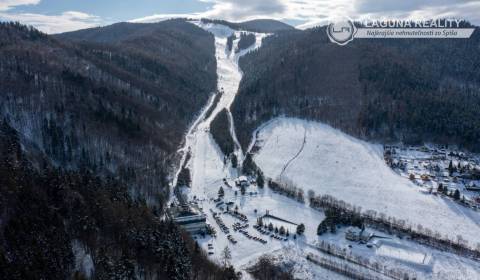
[168,204,207,234]
[345,227,372,243]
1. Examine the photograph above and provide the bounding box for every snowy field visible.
[252,117,480,247]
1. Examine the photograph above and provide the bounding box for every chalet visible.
[236,176,249,187]
[345,227,373,243]
[168,204,206,234]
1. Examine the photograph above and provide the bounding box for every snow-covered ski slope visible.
[253,117,480,245]
[172,21,268,198]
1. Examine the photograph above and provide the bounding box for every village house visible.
[345,227,373,243]
[236,176,249,187]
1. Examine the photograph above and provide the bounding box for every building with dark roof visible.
[168,204,206,234]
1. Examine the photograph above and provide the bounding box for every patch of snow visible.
[72,240,94,278]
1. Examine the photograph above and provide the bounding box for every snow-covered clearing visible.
[253,117,480,246]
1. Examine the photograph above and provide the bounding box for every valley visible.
[1,9,479,279]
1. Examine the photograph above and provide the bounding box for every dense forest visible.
[236,33,256,53]
[0,20,216,205]
[233,24,480,151]
[210,109,235,157]
[226,34,236,52]
[0,120,240,280]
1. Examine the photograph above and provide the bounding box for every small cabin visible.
[236,176,249,187]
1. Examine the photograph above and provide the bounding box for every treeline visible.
[309,193,480,260]
[317,207,363,235]
[242,153,265,187]
[0,22,46,43]
[0,121,236,279]
[247,255,295,280]
[199,19,294,33]
[210,109,235,156]
[233,23,480,151]
[263,174,480,258]
[204,91,223,121]
[267,178,305,203]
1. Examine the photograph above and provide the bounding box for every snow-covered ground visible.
[171,21,268,197]
[309,226,480,280]
[386,145,480,203]
[253,117,480,247]
[170,22,480,279]
[193,183,325,268]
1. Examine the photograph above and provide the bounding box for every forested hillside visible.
[0,20,216,204]
[0,21,242,279]
[233,24,480,151]
[0,121,236,279]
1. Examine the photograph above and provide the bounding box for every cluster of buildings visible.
[384,144,480,202]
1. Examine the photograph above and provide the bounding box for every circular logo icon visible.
[326,18,356,45]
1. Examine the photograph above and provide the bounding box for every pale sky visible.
[1,0,479,33]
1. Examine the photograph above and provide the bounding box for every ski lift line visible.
[279,128,307,179]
